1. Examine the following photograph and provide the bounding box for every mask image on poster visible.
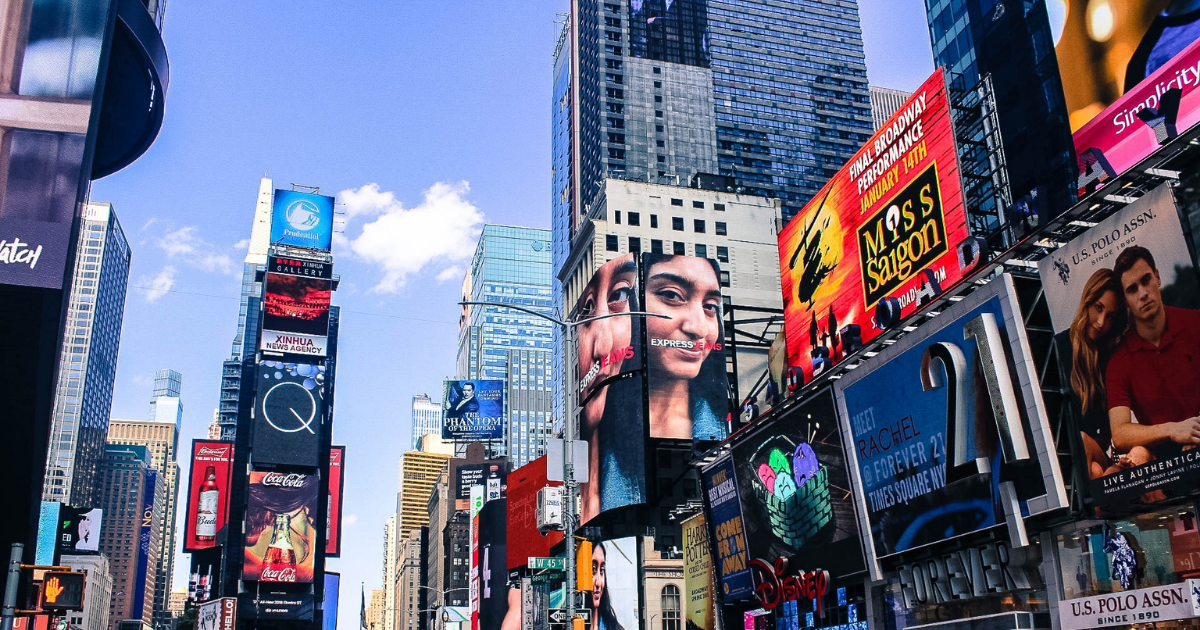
[641,253,730,443]
[243,472,319,584]
[1038,184,1200,508]
[574,254,646,524]
[586,538,639,630]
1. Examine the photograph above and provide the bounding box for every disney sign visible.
[748,557,831,616]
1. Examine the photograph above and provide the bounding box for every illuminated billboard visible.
[682,514,716,630]
[260,256,332,358]
[243,471,319,584]
[325,446,345,556]
[270,190,334,251]
[184,441,235,552]
[252,362,325,467]
[701,457,753,600]
[442,380,505,441]
[778,69,971,382]
[834,275,1066,577]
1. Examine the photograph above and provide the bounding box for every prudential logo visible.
[285,199,322,233]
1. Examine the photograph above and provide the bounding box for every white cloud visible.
[157,227,237,274]
[342,181,483,292]
[141,266,176,302]
[233,238,250,250]
[343,514,359,528]
[436,266,463,283]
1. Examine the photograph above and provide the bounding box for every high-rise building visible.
[410,394,441,450]
[395,530,422,630]
[166,588,186,617]
[98,444,165,630]
[62,554,113,630]
[367,589,385,630]
[869,86,914,130]
[456,225,554,467]
[396,451,452,540]
[42,202,131,507]
[207,410,221,440]
[382,516,397,630]
[423,473,469,616]
[109,371,182,630]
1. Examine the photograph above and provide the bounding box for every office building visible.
[63,554,113,630]
[395,530,422,630]
[416,434,455,456]
[166,588,186,617]
[410,394,441,450]
[869,86,913,130]
[98,444,165,630]
[456,225,554,467]
[367,590,385,630]
[422,473,469,618]
[42,202,131,507]
[383,516,397,630]
[207,411,221,440]
[396,451,452,540]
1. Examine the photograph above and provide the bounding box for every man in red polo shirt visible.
[1106,246,1200,460]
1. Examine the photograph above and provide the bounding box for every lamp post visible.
[415,586,471,630]
[459,300,669,627]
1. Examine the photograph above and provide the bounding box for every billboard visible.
[505,457,563,570]
[641,253,731,442]
[252,362,325,467]
[57,506,102,555]
[729,390,865,581]
[454,463,506,502]
[682,513,716,630]
[260,256,332,358]
[585,538,639,630]
[834,275,1067,577]
[132,470,157,617]
[477,499,509,630]
[323,573,340,630]
[778,69,971,381]
[574,253,647,524]
[326,446,345,556]
[243,471,320,584]
[237,589,315,621]
[442,380,505,441]
[271,190,334,251]
[184,441,235,552]
[701,457,753,600]
[197,598,237,630]
[34,502,59,565]
[1038,184,1200,508]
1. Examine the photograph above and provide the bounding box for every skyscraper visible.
[98,444,164,630]
[410,394,441,450]
[43,202,131,508]
[382,516,397,630]
[869,86,913,130]
[456,225,554,467]
[396,451,452,540]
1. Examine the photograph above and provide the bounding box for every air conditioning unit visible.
[536,486,564,533]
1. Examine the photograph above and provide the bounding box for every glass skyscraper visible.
[456,225,554,467]
[410,393,442,450]
[42,202,131,508]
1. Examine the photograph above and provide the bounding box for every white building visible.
[63,554,112,630]
[869,85,913,131]
[410,394,441,450]
[383,516,398,630]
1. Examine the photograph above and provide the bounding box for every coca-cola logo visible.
[749,557,830,616]
[260,567,298,582]
[261,473,308,488]
[198,447,230,457]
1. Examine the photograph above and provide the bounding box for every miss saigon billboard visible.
[778,69,972,381]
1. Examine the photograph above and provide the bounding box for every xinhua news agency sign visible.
[1058,581,1200,630]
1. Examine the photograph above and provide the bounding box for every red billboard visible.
[778,69,971,379]
[243,471,319,584]
[325,446,345,556]
[505,456,562,570]
[183,441,235,552]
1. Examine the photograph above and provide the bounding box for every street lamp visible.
[414,586,470,630]
[459,300,670,627]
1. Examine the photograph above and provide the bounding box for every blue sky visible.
[90,1,933,628]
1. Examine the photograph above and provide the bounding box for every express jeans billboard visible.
[442,380,505,440]
[184,440,235,552]
[1038,184,1200,508]
[243,471,319,584]
[834,275,1066,577]
[252,362,325,468]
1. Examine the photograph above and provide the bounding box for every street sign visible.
[549,609,590,624]
[527,557,565,571]
[530,570,565,586]
[39,571,85,611]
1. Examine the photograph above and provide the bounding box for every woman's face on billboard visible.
[576,255,637,430]
[645,256,721,380]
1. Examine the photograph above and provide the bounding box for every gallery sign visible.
[1058,580,1200,630]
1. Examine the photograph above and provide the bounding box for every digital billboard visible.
[454,463,506,502]
[252,362,325,467]
[701,457,753,600]
[477,499,509,630]
[197,597,237,630]
[682,513,716,630]
[442,380,505,441]
[322,573,340,630]
[834,275,1067,577]
[260,256,332,358]
[641,253,731,442]
[778,69,971,382]
[505,456,563,570]
[574,253,647,525]
[326,446,345,556]
[271,190,334,251]
[1038,184,1200,508]
[184,441,235,552]
[243,471,320,584]
[729,389,865,580]
[584,538,639,630]
[57,506,102,555]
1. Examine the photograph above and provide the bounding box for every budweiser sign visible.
[198,446,230,458]
[261,473,308,488]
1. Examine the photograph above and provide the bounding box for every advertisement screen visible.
[641,253,731,442]
[702,457,753,600]
[57,506,101,554]
[834,275,1066,570]
[243,471,320,584]
[238,589,315,621]
[133,470,157,616]
[34,502,59,565]
[271,190,334,251]
[778,69,970,381]
[454,463,506,501]
[575,253,647,524]
[730,390,865,579]
[184,441,235,552]
[252,362,325,467]
[505,457,563,570]
[1038,184,1200,508]
[323,573,340,630]
[326,446,345,556]
[197,597,237,630]
[585,538,639,630]
[682,513,716,630]
[477,499,510,630]
[442,380,505,441]
[260,256,332,357]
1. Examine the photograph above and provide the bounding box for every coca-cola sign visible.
[259,566,298,583]
[243,471,318,584]
[261,473,308,488]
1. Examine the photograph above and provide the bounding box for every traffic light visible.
[572,617,585,630]
[575,540,593,592]
[39,572,85,611]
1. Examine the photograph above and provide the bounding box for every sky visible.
[89,2,933,629]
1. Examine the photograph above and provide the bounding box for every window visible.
[605,45,622,55]
[694,219,705,233]
[650,215,658,228]
[606,59,622,70]
[692,200,704,209]
[607,132,625,144]
[607,117,624,129]
[655,95,662,103]
[695,244,708,258]
[655,110,663,118]
[606,72,623,84]
[608,147,625,160]
[651,239,663,254]
[656,140,665,148]
[607,103,624,114]
[654,80,662,88]
[629,237,641,253]
[653,66,661,74]
[715,221,727,236]
[606,31,621,42]
[605,2,619,11]
[662,585,681,630]
[716,246,729,262]
[671,198,683,206]
[657,155,666,163]
[672,217,684,230]
[606,88,623,99]
[606,234,619,251]
[604,16,621,26]
[614,211,621,224]
[720,271,731,287]
[656,124,664,133]
[673,242,685,255]
[714,203,726,211]
[628,212,640,226]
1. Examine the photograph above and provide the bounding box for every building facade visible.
[63,554,113,630]
[395,529,422,630]
[456,225,554,467]
[42,202,131,508]
[383,516,397,630]
[868,86,913,130]
[367,589,385,630]
[98,444,165,630]
[410,394,441,450]
[397,451,452,541]
[422,474,470,618]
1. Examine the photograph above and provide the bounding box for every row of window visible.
[605,234,731,267]
[613,210,727,235]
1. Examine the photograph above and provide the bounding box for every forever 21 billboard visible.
[252,361,326,467]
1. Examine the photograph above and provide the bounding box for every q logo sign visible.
[285,198,322,232]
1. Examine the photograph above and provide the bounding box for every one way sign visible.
[548,609,590,624]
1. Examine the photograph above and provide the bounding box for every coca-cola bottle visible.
[196,466,219,541]
[261,514,298,582]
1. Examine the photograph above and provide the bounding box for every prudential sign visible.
[271,190,334,252]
